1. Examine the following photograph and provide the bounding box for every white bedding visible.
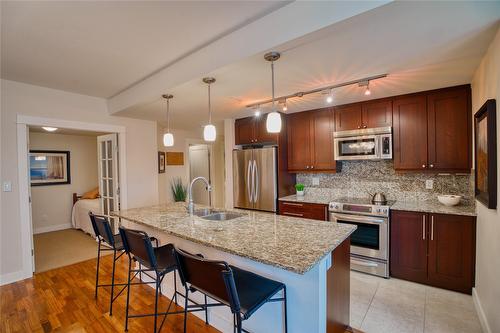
[71,198,100,236]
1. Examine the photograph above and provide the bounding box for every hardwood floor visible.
[0,254,361,333]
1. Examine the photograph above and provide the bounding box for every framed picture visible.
[474,99,497,209]
[29,150,71,186]
[158,151,166,174]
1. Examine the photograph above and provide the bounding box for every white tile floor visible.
[350,271,483,333]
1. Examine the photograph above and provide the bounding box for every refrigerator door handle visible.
[253,160,259,203]
[246,160,252,202]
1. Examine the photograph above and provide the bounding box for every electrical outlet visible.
[2,181,12,192]
[312,177,320,186]
[425,179,434,190]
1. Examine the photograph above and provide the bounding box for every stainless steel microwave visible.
[333,127,392,161]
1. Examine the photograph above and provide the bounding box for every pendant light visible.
[162,94,174,147]
[264,52,282,133]
[203,77,216,142]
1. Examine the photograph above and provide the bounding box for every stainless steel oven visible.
[329,200,391,278]
[334,126,392,161]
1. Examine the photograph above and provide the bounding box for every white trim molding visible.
[33,223,72,235]
[15,115,128,283]
[473,287,492,333]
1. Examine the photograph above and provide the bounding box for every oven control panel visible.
[329,201,390,217]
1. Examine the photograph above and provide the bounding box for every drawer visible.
[279,201,328,221]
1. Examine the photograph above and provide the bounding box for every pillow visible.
[81,187,99,200]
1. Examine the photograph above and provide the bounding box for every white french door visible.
[97,134,120,233]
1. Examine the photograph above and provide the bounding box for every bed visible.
[71,192,100,237]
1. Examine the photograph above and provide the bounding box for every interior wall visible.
[0,79,159,283]
[471,25,500,333]
[29,132,98,234]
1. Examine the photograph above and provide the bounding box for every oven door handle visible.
[330,212,387,224]
[351,259,379,267]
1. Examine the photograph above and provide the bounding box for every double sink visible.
[191,208,244,221]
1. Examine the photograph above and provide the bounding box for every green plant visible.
[295,183,305,192]
[171,177,187,202]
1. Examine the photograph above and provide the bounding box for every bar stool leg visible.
[183,288,189,333]
[204,294,209,324]
[173,272,178,305]
[154,276,160,333]
[94,239,101,299]
[109,249,117,315]
[283,286,288,333]
[236,314,243,333]
[124,257,132,332]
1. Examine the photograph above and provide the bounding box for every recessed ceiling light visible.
[42,127,58,132]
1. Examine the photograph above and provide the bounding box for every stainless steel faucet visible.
[187,176,212,215]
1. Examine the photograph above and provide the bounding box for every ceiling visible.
[2,1,500,132]
[117,1,500,130]
[1,1,288,97]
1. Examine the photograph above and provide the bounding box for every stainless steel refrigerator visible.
[233,147,277,212]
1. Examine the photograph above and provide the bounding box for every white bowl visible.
[438,195,462,206]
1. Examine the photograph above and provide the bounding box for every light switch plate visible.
[425,179,434,190]
[312,177,320,186]
[2,181,12,192]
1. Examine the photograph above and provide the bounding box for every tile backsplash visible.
[297,160,474,204]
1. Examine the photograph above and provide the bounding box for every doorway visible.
[188,144,211,205]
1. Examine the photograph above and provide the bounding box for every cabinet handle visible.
[363,125,367,128]
[422,215,426,240]
[283,202,303,207]
[283,212,304,217]
[422,164,426,168]
[357,125,361,129]
[431,216,434,241]
[306,165,310,169]
[311,165,314,169]
[430,164,434,168]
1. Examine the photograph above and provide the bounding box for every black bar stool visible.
[174,247,288,333]
[119,226,205,333]
[89,212,131,316]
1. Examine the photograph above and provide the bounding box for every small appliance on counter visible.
[329,197,394,278]
[334,126,392,161]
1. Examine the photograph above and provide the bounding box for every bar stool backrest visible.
[89,212,115,247]
[119,226,157,269]
[174,247,241,313]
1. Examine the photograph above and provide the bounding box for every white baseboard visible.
[34,223,72,234]
[473,287,491,333]
[0,269,30,286]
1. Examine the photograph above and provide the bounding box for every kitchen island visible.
[112,203,355,333]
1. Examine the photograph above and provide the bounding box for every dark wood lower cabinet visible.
[279,201,328,221]
[390,210,476,294]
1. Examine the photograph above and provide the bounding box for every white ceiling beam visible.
[107,1,391,115]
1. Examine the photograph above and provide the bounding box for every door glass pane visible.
[339,139,376,156]
[101,160,107,178]
[108,179,113,196]
[107,160,113,178]
[101,141,106,157]
[107,141,112,158]
[102,180,107,196]
[109,198,114,211]
[103,199,108,215]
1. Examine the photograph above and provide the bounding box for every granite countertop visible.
[279,194,476,216]
[391,200,476,216]
[112,203,356,274]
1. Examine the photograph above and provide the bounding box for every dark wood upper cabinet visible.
[311,108,336,170]
[391,210,476,294]
[393,95,428,171]
[390,210,428,285]
[427,214,475,294]
[334,104,362,131]
[234,115,278,145]
[287,111,312,171]
[427,87,471,172]
[362,100,392,128]
[287,108,336,172]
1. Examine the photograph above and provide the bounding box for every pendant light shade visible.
[162,94,174,147]
[203,77,216,142]
[266,112,282,133]
[264,52,282,133]
[163,132,174,146]
[203,124,216,141]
